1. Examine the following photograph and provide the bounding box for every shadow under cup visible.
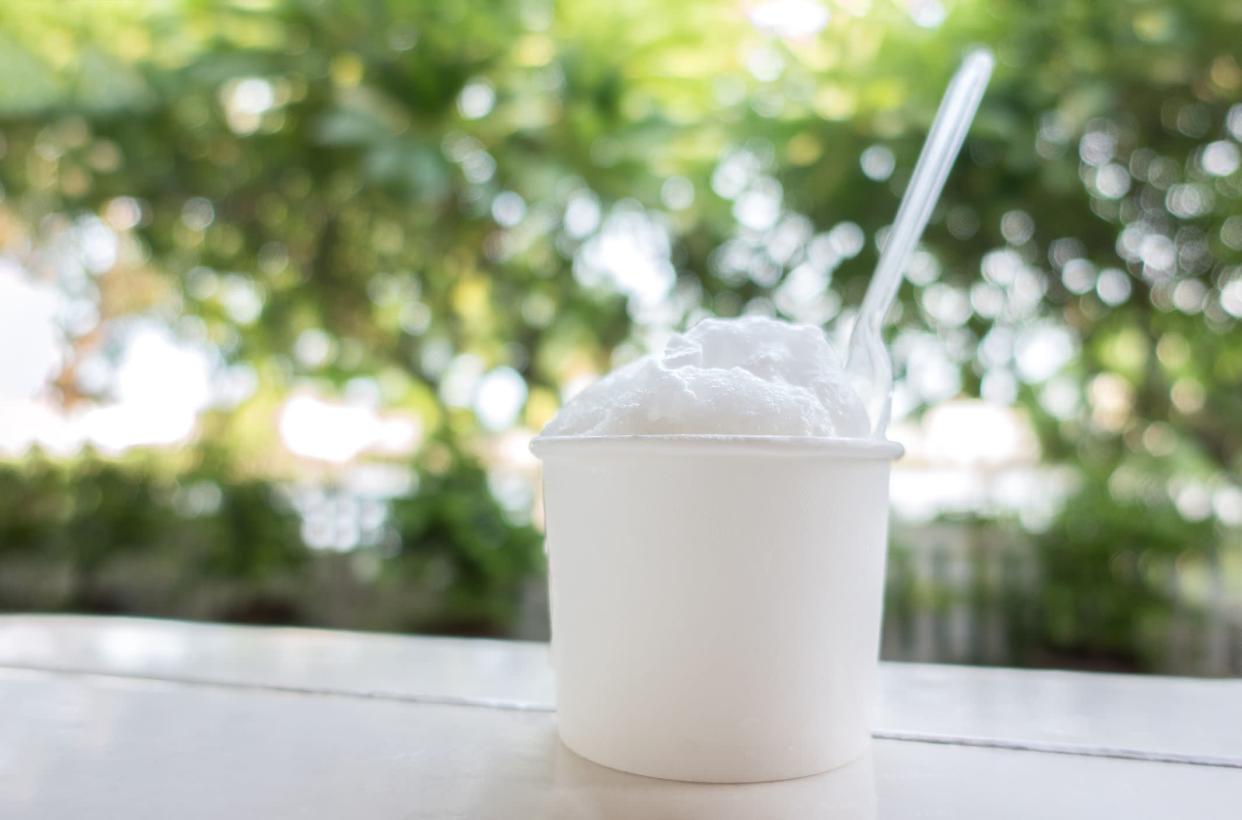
[532,434,903,783]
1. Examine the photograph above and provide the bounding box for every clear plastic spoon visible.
[846,48,994,436]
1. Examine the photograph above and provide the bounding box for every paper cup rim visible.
[530,434,903,461]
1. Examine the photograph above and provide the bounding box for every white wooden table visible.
[1,615,1238,818]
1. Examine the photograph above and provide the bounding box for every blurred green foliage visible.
[0,454,306,620]
[0,0,1238,665]
[0,449,541,634]
[1034,478,1218,669]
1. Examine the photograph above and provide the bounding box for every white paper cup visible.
[531,434,902,783]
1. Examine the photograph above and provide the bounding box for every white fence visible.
[879,523,1242,677]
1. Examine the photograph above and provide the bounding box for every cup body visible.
[533,435,901,783]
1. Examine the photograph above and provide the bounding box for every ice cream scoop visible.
[541,316,870,439]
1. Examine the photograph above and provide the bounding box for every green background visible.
[0,0,1239,674]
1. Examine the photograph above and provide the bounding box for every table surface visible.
[1,615,1239,819]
